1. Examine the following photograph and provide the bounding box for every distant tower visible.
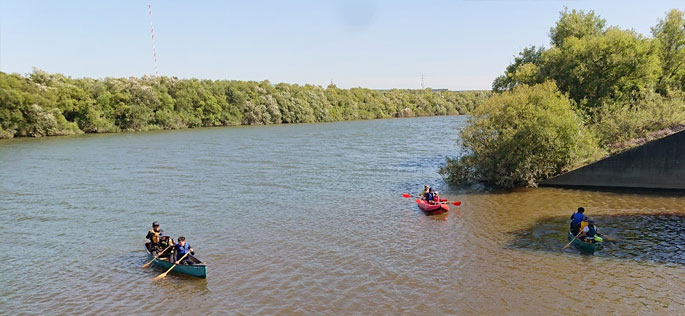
[421,73,425,89]
[148,4,159,78]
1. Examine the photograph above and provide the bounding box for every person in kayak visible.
[175,236,195,265]
[423,189,434,202]
[419,185,430,200]
[569,207,586,236]
[146,221,165,252]
[426,188,437,204]
[431,189,441,204]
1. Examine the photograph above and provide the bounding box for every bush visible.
[440,82,598,187]
[589,90,685,148]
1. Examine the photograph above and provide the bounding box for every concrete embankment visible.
[541,129,685,190]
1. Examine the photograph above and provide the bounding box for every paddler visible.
[419,185,430,200]
[175,236,195,265]
[432,190,441,204]
[579,218,603,243]
[426,188,440,204]
[425,188,435,204]
[146,221,164,252]
[569,207,586,236]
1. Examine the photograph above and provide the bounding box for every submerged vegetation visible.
[0,70,490,139]
[442,8,685,188]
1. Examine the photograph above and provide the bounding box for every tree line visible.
[0,70,490,139]
[442,8,685,187]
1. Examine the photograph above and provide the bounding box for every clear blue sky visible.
[1,0,683,90]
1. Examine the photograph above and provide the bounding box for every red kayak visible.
[416,199,449,214]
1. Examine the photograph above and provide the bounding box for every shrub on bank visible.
[589,90,685,148]
[440,82,598,188]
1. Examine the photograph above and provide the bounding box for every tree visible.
[440,82,598,188]
[492,46,545,91]
[652,9,685,94]
[542,28,660,110]
[549,8,606,47]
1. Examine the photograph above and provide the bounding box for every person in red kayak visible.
[423,187,434,202]
[432,189,441,204]
[427,188,438,204]
[419,185,430,200]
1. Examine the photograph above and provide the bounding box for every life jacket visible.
[579,221,588,233]
[148,229,160,244]
[586,225,597,238]
[176,243,191,258]
[433,194,440,202]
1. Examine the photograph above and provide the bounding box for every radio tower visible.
[148,4,159,78]
[421,73,425,89]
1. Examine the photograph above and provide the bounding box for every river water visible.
[1,116,683,315]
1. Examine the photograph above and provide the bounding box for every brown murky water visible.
[1,116,683,315]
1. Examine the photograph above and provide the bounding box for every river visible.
[1,116,683,315]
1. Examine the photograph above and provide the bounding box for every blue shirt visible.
[571,213,585,225]
[175,243,191,259]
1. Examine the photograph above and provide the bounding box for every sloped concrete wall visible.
[541,130,685,190]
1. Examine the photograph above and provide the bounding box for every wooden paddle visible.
[562,231,583,250]
[402,193,462,206]
[142,245,173,269]
[153,252,190,280]
[598,232,618,242]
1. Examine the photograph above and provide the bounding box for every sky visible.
[1,0,684,90]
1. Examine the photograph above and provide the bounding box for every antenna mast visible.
[148,4,159,78]
[421,73,425,89]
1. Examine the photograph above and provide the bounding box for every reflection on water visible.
[508,214,685,265]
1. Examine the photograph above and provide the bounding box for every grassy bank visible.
[0,70,490,139]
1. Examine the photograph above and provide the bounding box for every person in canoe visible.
[146,221,165,252]
[569,207,586,236]
[419,185,430,200]
[175,236,195,265]
[578,218,603,243]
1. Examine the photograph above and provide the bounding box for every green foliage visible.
[652,9,685,94]
[543,27,660,110]
[0,70,491,139]
[440,82,598,188]
[589,90,685,147]
[549,8,606,47]
[472,8,685,188]
[492,46,545,92]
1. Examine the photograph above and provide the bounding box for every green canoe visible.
[145,243,207,278]
[567,232,601,254]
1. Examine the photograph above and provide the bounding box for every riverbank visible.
[0,70,490,139]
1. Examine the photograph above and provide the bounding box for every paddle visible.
[562,231,583,250]
[598,232,618,242]
[153,252,190,280]
[402,193,462,206]
[142,245,173,269]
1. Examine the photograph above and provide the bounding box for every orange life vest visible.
[148,229,160,244]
